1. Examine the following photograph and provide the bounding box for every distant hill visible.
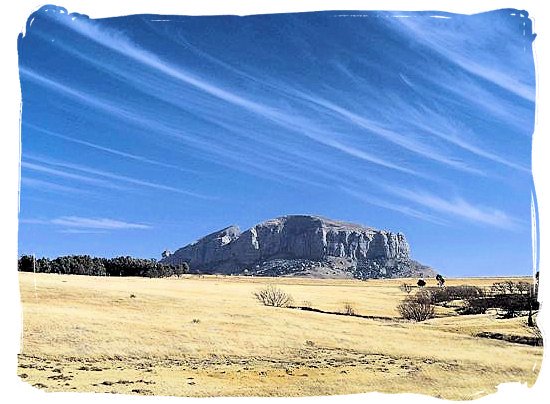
[161,215,435,279]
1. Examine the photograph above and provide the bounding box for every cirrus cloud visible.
[21,216,151,230]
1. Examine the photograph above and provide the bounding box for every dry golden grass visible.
[18,273,542,399]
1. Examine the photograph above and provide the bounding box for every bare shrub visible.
[254,285,294,307]
[342,302,357,316]
[397,291,435,322]
[301,300,312,309]
[490,280,534,297]
[489,281,538,318]
[399,283,413,294]
[449,285,485,300]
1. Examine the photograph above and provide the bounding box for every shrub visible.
[457,297,489,315]
[448,285,485,301]
[489,281,538,318]
[253,285,294,308]
[491,281,517,295]
[399,283,413,294]
[342,302,356,316]
[425,287,451,304]
[397,291,435,322]
[417,279,426,288]
[492,293,538,318]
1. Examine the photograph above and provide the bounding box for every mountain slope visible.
[161,215,435,279]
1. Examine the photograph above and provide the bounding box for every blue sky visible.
[17,6,536,276]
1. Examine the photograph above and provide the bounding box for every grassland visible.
[18,273,542,399]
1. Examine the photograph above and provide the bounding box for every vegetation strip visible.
[289,306,397,322]
[475,332,543,347]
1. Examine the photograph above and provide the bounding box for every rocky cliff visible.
[161,215,434,279]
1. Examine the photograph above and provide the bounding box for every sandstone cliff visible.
[161,215,434,279]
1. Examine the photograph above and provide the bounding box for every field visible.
[17,273,542,399]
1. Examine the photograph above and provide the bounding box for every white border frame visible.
[1,1,547,403]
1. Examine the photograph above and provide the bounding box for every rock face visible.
[161,215,434,279]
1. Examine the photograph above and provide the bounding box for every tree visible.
[417,279,426,288]
[18,254,191,278]
[18,255,35,272]
[435,274,445,287]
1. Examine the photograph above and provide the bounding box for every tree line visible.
[17,255,190,278]
[398,277,540,323]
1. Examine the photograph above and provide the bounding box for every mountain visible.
[160,215,435,279]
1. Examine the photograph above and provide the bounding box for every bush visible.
[417,279,426,288]
[426,285,485,305]
[492,293,538,318]
[254,285,294,307]
[489,281,538,318]
[397,291,435,321]
[342,302,356,316]
[425,287,451,304]
[457,297,489,315]
[399,283,413,294]
[448,285,485,300]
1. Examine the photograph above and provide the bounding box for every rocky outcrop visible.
[161,215,434,279]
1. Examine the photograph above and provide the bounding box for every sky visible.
[17,6,536,276]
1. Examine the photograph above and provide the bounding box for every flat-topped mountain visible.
[161,215,434,279]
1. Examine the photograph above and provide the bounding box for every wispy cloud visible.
[20,67,340,189]
[24,123,201,175]
[20,11,532,235]
[408,107,531,173]
[75,15,523,180]
[288,90,486,176]
[23,155,212,199]
[51,216,151,230]
[22,160,127,190]
[143,21,523,179]
[51,16,424,179]
[385,187,521,230]
[21,216,151,231]
[388,15,535,103]
[341,187,448,225]
[57,229,108,234]
[21,177,90,195]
